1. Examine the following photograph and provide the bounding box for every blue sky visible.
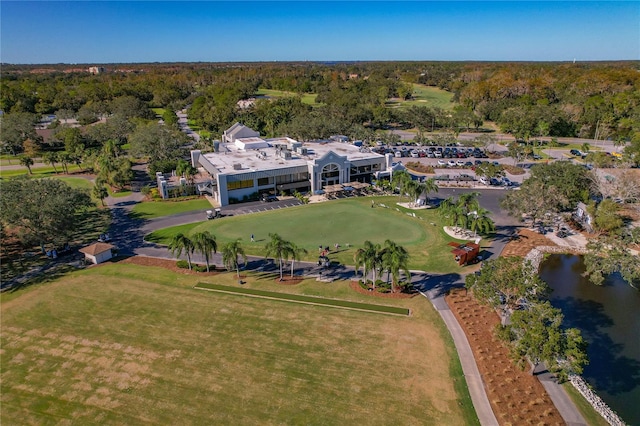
[1,1,638,63]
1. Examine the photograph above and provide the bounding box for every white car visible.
[456,160,465,167]
[437,159,446,167]
[410,150,419,158]
[447,160,457,167]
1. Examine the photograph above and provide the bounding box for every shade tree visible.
[222,239,247,279]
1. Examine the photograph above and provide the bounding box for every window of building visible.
[228,179,254,190]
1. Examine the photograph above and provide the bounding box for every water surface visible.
[540,254,640,425]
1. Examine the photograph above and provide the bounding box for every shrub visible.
[176,260,190,269]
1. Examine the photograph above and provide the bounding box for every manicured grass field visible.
[0,165,83,179]
[1,263,476,425]
[147,196,469,273]
[387,84,455,111]
[256,88,321,106]
[53,176,94,190]
[130,198,212,219]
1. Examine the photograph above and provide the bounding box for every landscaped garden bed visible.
[446,288,564,425]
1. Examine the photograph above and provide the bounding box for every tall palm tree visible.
[381,240,411,292]
[391,169,412,198]
[289,243,308,277]
[354,240,382,289]
[264,233,293,281]
[404,180,424,207]
[168,233,195,270]
[422,177,439,205]
[222,239,247,279]
[192,231,217,272]
[468,207,495,237]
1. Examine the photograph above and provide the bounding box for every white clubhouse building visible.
[191,123,396,206]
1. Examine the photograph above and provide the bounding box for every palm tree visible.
[19,156,34,174]
[192,231,217,272]
[391,169,412,198]
[468,207,495,237]
[381,240,411,293]
[422,177,439,205]
[168,233,195,270]
[354,240,382,289]
[264,233,292,281]
[222,239,247,279]
[404,180,424,207]
[289,243,308,277]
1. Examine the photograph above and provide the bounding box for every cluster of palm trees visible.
[439,192,495,236]
[391,170,439,207]
[169,231,248,278]
[264,233,308,281]
[168,232,308,280]
[353,240,411,293]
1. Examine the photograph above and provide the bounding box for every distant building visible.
[192,124,392,206]
[88,66,105,75]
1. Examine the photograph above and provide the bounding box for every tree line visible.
[3,61,638,159]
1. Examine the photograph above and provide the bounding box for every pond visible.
[540,254,640,425]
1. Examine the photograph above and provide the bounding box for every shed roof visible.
[79,242,114,256]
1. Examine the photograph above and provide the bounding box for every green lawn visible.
[0,263,475,425]
[0,165,83,179]
[387,83,456,111]
[147,196,473,273]
[256,88,321,106]
[53,176,94,190]
[130,198,212,219]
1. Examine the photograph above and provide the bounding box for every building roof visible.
[200,139,384,177]
[79,242,115,256]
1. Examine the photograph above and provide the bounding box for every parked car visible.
[447,160,457,167]
[478,176,489,185]
[556,227,570,238]
[261,194,278,202]
[437,159,446,166]
[570,149,583,157]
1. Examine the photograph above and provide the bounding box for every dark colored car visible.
[261,194,278,202]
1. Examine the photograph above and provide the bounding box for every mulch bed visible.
[446,289,564,425]
[500,228,558,258]
[274,276,304,285]
[120,256,221,275]
[348,280,416,299]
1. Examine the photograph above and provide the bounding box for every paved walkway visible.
[416,284,498,426]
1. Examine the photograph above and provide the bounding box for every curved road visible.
[105,188,584,426]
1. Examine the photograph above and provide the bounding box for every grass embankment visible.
[1,263,475,425]
[130,198,212,219]
[562,383,610,426]
[256,88,320,106]
[387,83,456,111]
[195,282,410,315]
[147,196,472,273]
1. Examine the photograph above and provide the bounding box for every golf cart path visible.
[104,190,585,426]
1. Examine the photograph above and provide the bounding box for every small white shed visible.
[79,242,115,264]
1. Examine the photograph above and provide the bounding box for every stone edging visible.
[525,245,627,426]
[568,375,627,426]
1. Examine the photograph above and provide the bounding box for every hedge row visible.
[194,283,410,316]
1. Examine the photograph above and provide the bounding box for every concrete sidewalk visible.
[417,288,499,426]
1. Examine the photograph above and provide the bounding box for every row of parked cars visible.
[478,176,515,187]
[380,146,490,159]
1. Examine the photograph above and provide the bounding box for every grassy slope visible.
[1,264,474,425]
[130,198,212,219]
[147,196,469,273]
